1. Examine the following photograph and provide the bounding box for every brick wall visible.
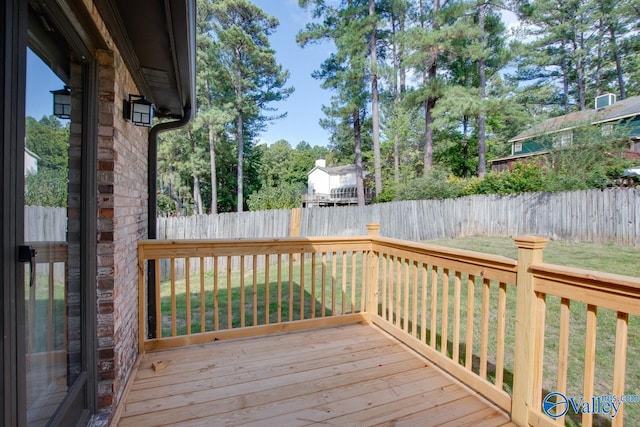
[89,8,149,423]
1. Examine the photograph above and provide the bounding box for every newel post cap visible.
[513,236,548,250]
[366,223,381,237]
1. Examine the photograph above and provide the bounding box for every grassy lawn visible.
[425,236,640,278]
[426,236,640,426]
[157,253,367,337]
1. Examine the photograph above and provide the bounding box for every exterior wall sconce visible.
[50,86,71,119]
[123,94,154,127]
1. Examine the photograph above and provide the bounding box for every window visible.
[513,142,523,153]
[552,131,573,148]
[601,123,613,137]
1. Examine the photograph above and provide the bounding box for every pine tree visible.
[210,0,292,212]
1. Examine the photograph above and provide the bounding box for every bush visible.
[247,182,303,211]
[394,167,464,201]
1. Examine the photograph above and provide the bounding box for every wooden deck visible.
[117,323,515,426]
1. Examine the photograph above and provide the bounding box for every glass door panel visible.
[24,43,82,426]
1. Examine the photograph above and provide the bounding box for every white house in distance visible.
[303,159,373,207]
[24,147,39,176]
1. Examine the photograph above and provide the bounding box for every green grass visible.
[157,253,367,337]
[425,236,640,277]
[25,271,65,353]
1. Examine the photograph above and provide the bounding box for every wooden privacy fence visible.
[137,224,640,427]
[157,188,640,247]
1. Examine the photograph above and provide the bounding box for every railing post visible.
[512,236,548,425]
[366,223,381,321]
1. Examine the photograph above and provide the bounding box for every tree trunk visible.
[423,0,438,176]
[353,111,365,206]
[610,27,626,100]
[477,1,487,178]
[193,175,203,215]
[370,0,382,197]
[424,95,434,176]
[236,110,244,212]
[208,126,218,214]
[391,7,401,184]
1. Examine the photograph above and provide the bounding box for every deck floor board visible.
[118,323,515,427]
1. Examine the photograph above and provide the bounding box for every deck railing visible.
[137,224,640,426]
[26,242,67,358]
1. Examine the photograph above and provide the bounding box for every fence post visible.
[289,207,301,237]
[366,223,381,321]
[512,236,548,425]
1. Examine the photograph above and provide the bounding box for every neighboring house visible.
[491,94,640,172]
[24,147,39,176]
[2,1,195,426]
[303,159,373,207]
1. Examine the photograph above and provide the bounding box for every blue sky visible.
[250,0,334,148]
[26,1,333,148]
[26,2,518,150]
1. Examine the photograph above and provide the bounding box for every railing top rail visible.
[371,236,518,282]
[138,236,374,259]
[531,262,640,315]
[27,241,68,263]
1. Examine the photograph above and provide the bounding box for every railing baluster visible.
[465,274,475,370]
[311,253,316,318]
[612,311,628,427]
[48,262,54,352]
[360,250,367,314]
[453,271,461,364]
[331,252,337,316]
[412,261,418,338]
[253,255,258,325]
[532,292,546,413]
[289,254,294,321]
[395,256,401,328]
[388,255,394,324]
[185,258,191,335]
[495,282,507,388]
[171,258,176,337]
[240,255,245,328]
[441,268,449,356]
[582,304,598,427]
[342,252,347,315]
[200,257,205,333]
[381,254,387,320]
[557,298,571,416]
[213,256,219,331]
[277,254,282,323]
[226,256,232,329]
[480,278,490,379]
[403,258,409,333]
[300,253,305,320]
[155,260,161,337]
[420,263,427,343]
[265,255,270,324]
[321,253,326,317]
[430,266,438,348]
[351,252,356,313]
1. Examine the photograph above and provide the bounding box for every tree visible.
[369,0,382,196]
[298,0,371,205]
[25,115,69,170]
[210,0,292,212]
[24,115,69,207]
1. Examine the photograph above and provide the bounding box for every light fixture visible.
[123,94,154,127]
[50,86,71,119]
